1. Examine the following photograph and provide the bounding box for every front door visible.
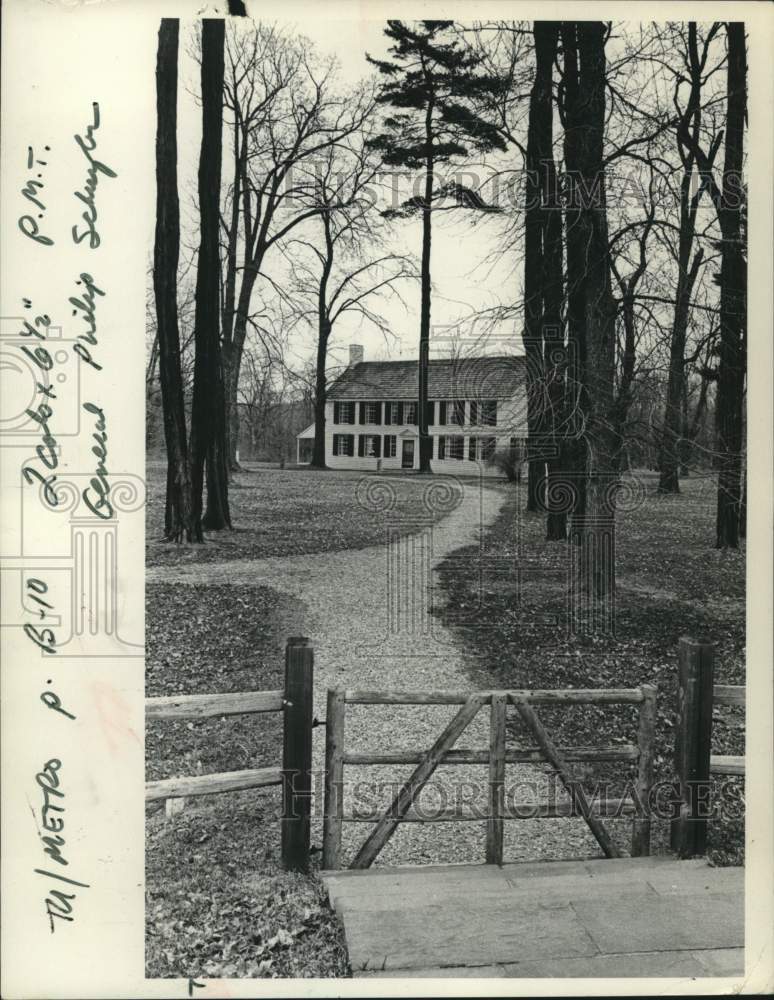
[401,439,415,469]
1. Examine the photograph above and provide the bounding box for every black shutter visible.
[469,437,476,461]
[397,402,404,425]
[333,402,340,425]
[426,401,434,425]
[358,434,365,456]
[438,435,446,459]
[470,401,478,425]
[439,401,447,425]
[374,402,382,425]
[347,435,354,456]
[385,403,392,426]
[374,436,381,458]
[359,402,366,425]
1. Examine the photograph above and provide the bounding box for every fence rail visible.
[146,689,285,721]
[322,684,657,870]
[145,637,313,872]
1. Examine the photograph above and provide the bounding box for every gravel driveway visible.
[148,478,617,866]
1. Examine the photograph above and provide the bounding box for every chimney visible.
[349,344,364,367]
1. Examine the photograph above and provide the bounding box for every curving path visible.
[148,480,608,866]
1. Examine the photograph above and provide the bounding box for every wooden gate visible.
[322,685,657,870]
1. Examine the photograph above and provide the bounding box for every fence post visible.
[485,694,506,865]
[631,683,657,856]
[281,637,314,872]
[671,637,715,858]
[322,689,346,870]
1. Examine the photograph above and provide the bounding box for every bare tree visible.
[190,18,231,530]
[220,25,374,469]
[561,21,619,600]
[283,139,416,468]
[153,18,199,542]
[655,23,723,493]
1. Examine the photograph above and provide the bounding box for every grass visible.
[435,470,745,866]
[145,582,349,978]
[146,463,463,567]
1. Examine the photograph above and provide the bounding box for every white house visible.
[296,345,528,476]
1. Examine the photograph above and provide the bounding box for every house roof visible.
[328,355,526,401]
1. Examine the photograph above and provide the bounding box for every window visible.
[448,435,464,459]
[359,401,382,425]
[384,435,397,458]
[385,402,403,425]
[333,401,355,425]
[357,434,381,458]
[333,433,355,457]
[480,400,497,426]
[471,400,497,426]
[404,402,417,425]
[469,436,497,461]
[509,437,524,461]
[439,400,464,425]
[481,436,496,461]
[439,435,464,460]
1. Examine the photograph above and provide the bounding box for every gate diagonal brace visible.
[509,695,623,859]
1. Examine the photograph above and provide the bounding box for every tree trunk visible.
[312,328,329,468]
[572,22,618,603]
[225,267,259,470]
[561,23,588,543]
[312,213,334,469]
[418,94,435,474]
[222,120,246,474]
[658,179,703,492]
[190,19,231,531]
[523,25,550,512]
[153,19,200,543]
[714,22,746,549]
[535,22,567,540]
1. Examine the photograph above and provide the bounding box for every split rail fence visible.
[145,636,314,871]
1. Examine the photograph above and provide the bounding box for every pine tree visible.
[367,21,507,471]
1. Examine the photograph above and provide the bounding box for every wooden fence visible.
[322,685,657,870]
[146,636,314,871]
[671,636,745,858]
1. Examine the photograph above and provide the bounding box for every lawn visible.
[146,463,463,567]
[435,470,745,865]
[145,581,349,978]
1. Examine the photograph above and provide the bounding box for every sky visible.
[174,15,522,376]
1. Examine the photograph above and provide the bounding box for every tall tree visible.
[190,19,231,530]
[658,24,720,493]
[153,19,199,543]
[221,28,373,470]
[523,21,568,537]
[284,141,415,468]
[367,20,507,472]
[675,22,747,547]
[561,21,619,603]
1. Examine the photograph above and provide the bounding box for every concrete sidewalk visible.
[321,856,744,979]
